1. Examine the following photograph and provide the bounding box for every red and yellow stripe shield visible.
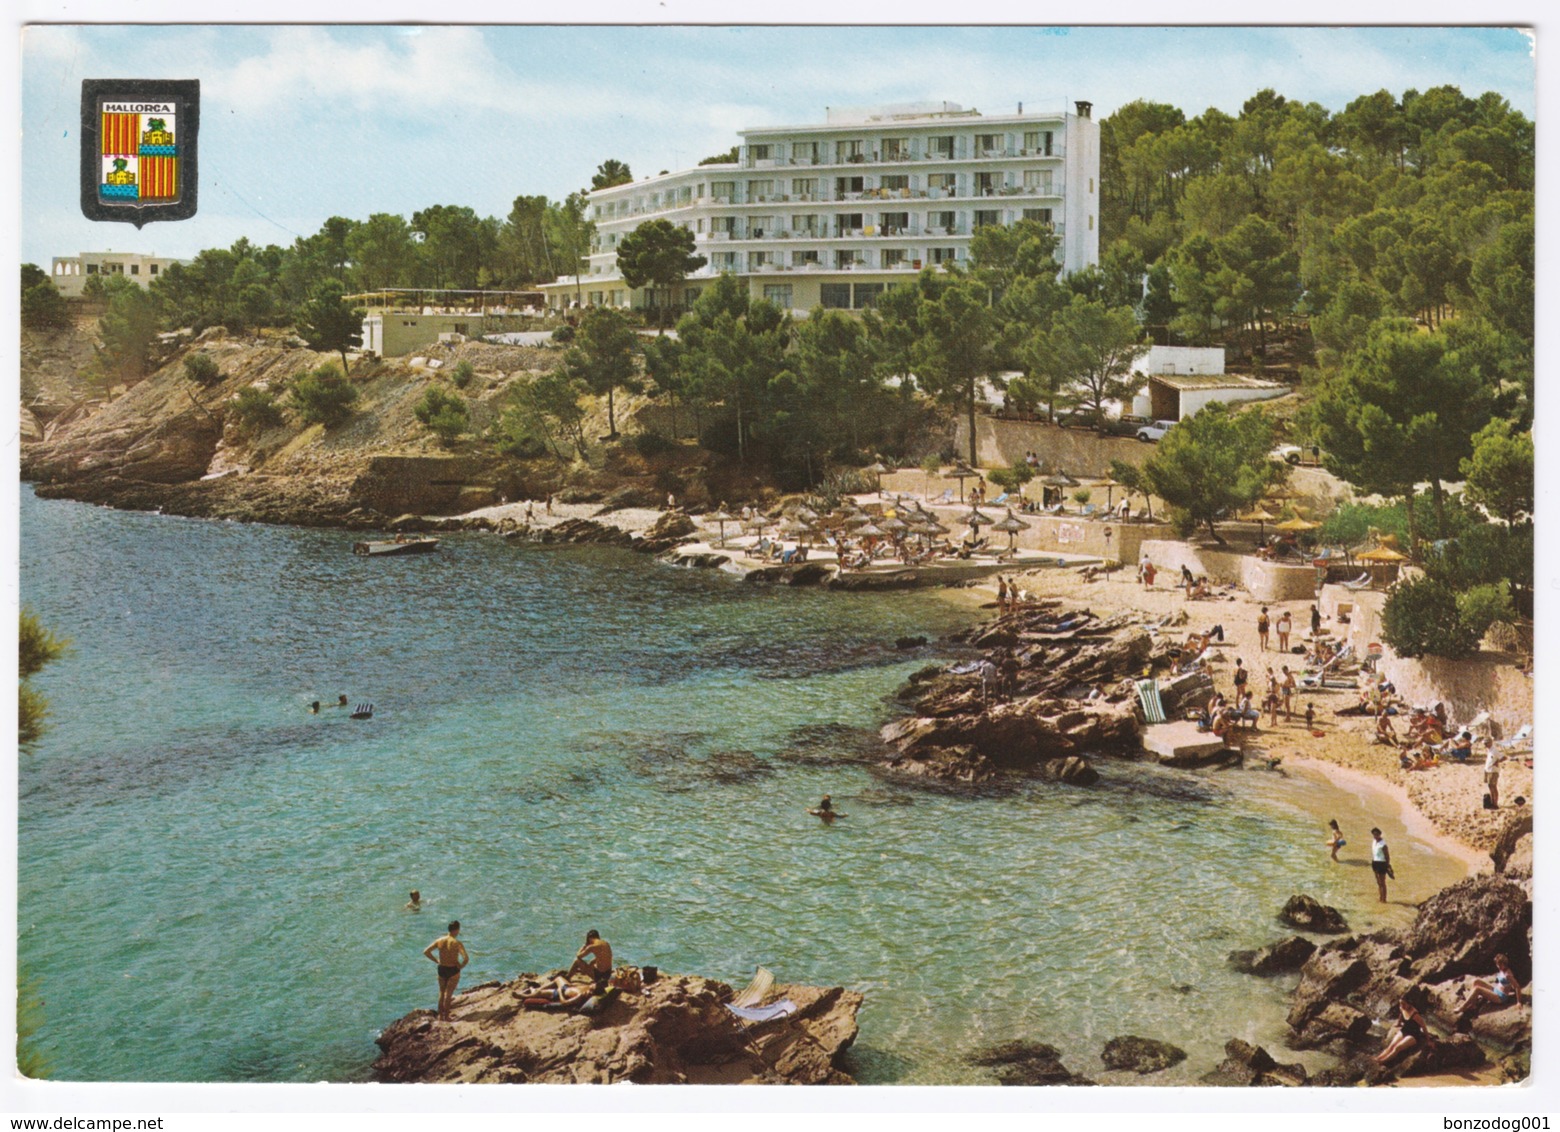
[101,112,140,156]
[139,156,178,200]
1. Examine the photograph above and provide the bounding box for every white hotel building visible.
[539,100,1100,315]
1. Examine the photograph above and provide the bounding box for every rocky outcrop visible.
[1278,873,1530,1080]
[1277,895,1349,934]
[1227,935,1317,976]
[1100,1035,1186,1075]
[880,605,1150,784]
[967,1040,1095,1086]
[372,971,862,1085]
[1200,1038,1308,1087]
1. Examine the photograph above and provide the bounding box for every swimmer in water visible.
[808,794,846,821]
[310,701,321,714]
[406,889,422,911]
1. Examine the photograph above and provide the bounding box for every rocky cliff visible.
[372,971,863,1085]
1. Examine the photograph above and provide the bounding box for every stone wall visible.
[954,415,1154,478]
[1138,539,1316,602]
[1318,585,1532,735]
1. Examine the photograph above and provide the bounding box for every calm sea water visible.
[18,486,1469,1085]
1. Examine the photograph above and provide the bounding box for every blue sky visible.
[18,24,1536,267]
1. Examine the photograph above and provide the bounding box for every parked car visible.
[1135,419,1178,442]
[1272,444,1304,465]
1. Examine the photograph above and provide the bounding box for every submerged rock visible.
[1100,1035,1186,1075]
[1200,1038,1307,1087]
[1228,935,1317,976]
[968,1040,1095,1086]
[373,971,862,1085]
[1278,894,1349,934]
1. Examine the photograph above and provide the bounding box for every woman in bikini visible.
[1457,954,1521,1024]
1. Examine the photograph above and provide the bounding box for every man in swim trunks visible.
[567,929,613,992]
[423,920,468,1021]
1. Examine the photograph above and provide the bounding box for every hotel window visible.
[748,251,772,270]
[792,177,818,198]
[975,172,998,195]
[835,249,864,269]
[1089,178,1094,193]
[711,181,736,202]
[1023,169,1054,193]
[793,141,820,164]
[835,176,865,195]
[882,248,907,269]
[930,247,957,264]
[853,283,885,309]
[130,264,140,274]
[711,252,737,270]
[821,283,852,309]
[1023,130,1054,154]
[835,213,863,236]
[748,180,774,201]
[975,133,1002,155]
[974,209,1001,228]
[1022,208,1054,225]
[929,210,956,233]
[792,250,819,266]
[712,216,738,236]
[881,137,910,161]
[763,284,793,307]
[791,215,819,235]
[750,144,771,161]
[880,174,909,191]
[879,212,909,235]
[85,264,98,274]
[836,139,865,163]
[930,135,955,159]
[928,172,956,194]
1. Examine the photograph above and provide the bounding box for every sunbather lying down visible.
[520,976,591,1008]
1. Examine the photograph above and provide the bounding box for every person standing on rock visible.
[423,920,468,1022]
[978,657,1000,705]
[1257,606,1271,652]
[1370,828,1395,903]
[1483,740,1505,807]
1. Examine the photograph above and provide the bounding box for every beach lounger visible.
[1136,678,1167,724]
[725,1000,798,1026]
[934,489,953,504]
[991,492,1009,506]
[1341,573,1373,590]
[1081,504,1097,518]
[731,966,775,1008]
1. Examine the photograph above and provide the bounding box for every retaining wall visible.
[954,416,1154,478]
[1137,539,1317,602]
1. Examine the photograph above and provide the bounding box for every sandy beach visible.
[993,560,1532,864]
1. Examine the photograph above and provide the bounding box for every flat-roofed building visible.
[539,99,1100,316]
[50,250,183,297]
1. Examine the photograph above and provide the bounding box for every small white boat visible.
[352,537,440,557]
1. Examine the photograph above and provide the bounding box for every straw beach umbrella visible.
[944,465,980,502]
[704,508,736,547]
[992,509,1031,552]
[1238,505,1277,542]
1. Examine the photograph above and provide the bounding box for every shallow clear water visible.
[18,486,1469,1084]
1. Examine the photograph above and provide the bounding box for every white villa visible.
[539,100,1100,316]
[49,251,183,298]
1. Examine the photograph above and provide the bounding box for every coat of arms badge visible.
[81,78,200,227]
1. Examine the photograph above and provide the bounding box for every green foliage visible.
[1460,419,1532,525]
[1014,294,1148,420]
[552,323,576,343]
[183,352,222,386]
[1381,576,1482,660]
[1456,581,1515,640]
[1073,488,1092,506]
[592,159,633,190]
[699,147,739,165]
[230,387,284,434]
[561,307,640,436]
[93,277,161,384]
[19,609,69,751]
[21,266,70,332]
[1317,501,1410,548]
[296,280,365,374]
[986,460,1038,493]
[908,276,999,467]
[1140,403,1281,541]
[287,363,358,429]
[615,219,707,317]
[498,370,589,461]
[629,431,677,457]
[450,359,476,390]
[414,384,470,446]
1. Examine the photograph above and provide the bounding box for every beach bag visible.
[1483,792,1496,810]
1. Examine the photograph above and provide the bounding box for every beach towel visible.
[724,999,798,1025]
[949,661,982,675]
[1136,678,1166,725]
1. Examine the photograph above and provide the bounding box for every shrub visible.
[287,364,358,428]
[1381,576,1482,660]
[1073,488,1092,506]
[451,359,476,389]
[414,384,469,446]
[552,324,576,343]
[629,431,677,457]
[183,352,222,386]
[1456,581,1516,640]
[230,387,284,433]
[1318,501,1409,549]
[21,280,70,332]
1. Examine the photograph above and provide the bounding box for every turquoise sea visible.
[18,486,1470,1084]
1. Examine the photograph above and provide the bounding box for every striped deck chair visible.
[731,966,775,1008]
[1136,678,1166,724]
